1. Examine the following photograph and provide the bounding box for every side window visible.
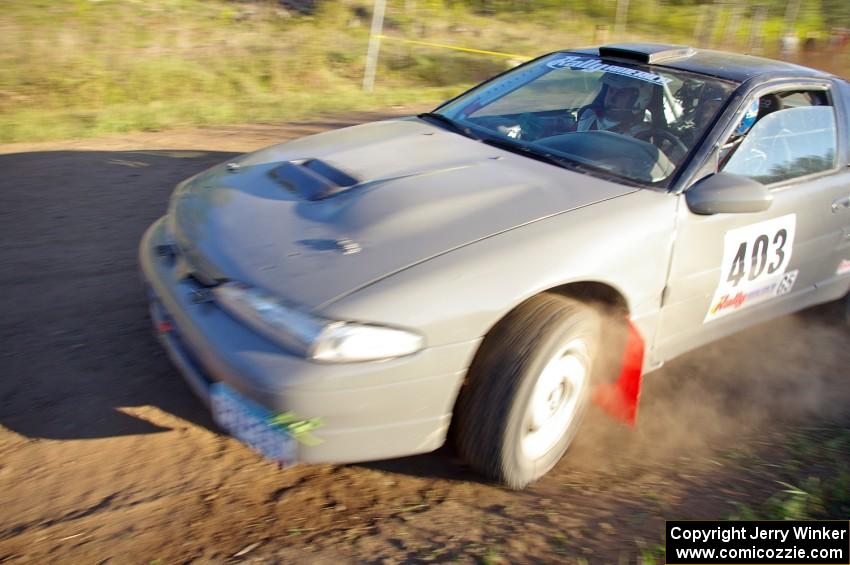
[721,91,837,185]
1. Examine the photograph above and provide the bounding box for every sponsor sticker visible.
[705,214,797,322]
[776,269,799,295]
[458,62,552,113]
[546,55,673,85]
[837,258,850,276]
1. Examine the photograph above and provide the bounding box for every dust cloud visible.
[570,300,850,472]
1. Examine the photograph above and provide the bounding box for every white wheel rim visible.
[521,339,588,461]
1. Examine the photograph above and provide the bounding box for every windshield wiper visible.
[480,135,635,183]
[418,116,625,181]
[479,136,573,170]
[417,113,480,140]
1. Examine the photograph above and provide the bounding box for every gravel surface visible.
[1,112,848,564]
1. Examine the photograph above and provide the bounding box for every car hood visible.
[170,117,637,309]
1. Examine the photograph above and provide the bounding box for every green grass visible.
[0,0,528,143]
[0,0,470,142]
[648,425,850,563]
[0,86,463,144]
[639,545,666,565]
[728,426,850,521]
[730,479,825,521]
[1,0,848,143]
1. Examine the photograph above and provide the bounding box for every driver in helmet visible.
[733,98,761,137]
[577,73,653,135]
[719,98,760,165]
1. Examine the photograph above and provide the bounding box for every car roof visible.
[569,43,833,83]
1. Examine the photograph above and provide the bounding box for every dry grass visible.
[1,0,846,143]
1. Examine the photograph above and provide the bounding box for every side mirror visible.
[685,172,773,215]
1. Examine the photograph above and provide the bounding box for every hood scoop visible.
[270,159,360,201]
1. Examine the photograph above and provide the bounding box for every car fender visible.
[321,188,678,361]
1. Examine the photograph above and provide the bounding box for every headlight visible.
[213,282,424,363]
[311,322,425,363]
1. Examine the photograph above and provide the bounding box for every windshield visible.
[435,52,738,186]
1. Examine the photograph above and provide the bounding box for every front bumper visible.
[139,216,481,464]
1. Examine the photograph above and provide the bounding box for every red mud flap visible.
[592,320,645,426]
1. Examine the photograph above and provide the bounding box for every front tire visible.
[454,293,600,489]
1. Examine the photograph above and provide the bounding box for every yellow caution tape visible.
[376,34,531,61]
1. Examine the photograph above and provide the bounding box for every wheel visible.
[514,112,545,140]
[635,129,689,162]
[453,293,600,489]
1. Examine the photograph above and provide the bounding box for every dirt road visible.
[1,113,848,564]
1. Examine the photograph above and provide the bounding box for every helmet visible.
[693,83,726,123]
[700,83,727,105]
[734,99,760,136]
[600,73,653,121]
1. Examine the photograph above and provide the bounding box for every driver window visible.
[721,91,837,185]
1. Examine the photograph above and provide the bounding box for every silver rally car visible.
[140,43,850,488]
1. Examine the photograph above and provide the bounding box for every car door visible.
[652,80,850,364]
[827,79,850,294]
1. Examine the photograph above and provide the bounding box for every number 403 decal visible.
[726,228,789,286]
[719,214,796,290]
[705,214,797,323]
